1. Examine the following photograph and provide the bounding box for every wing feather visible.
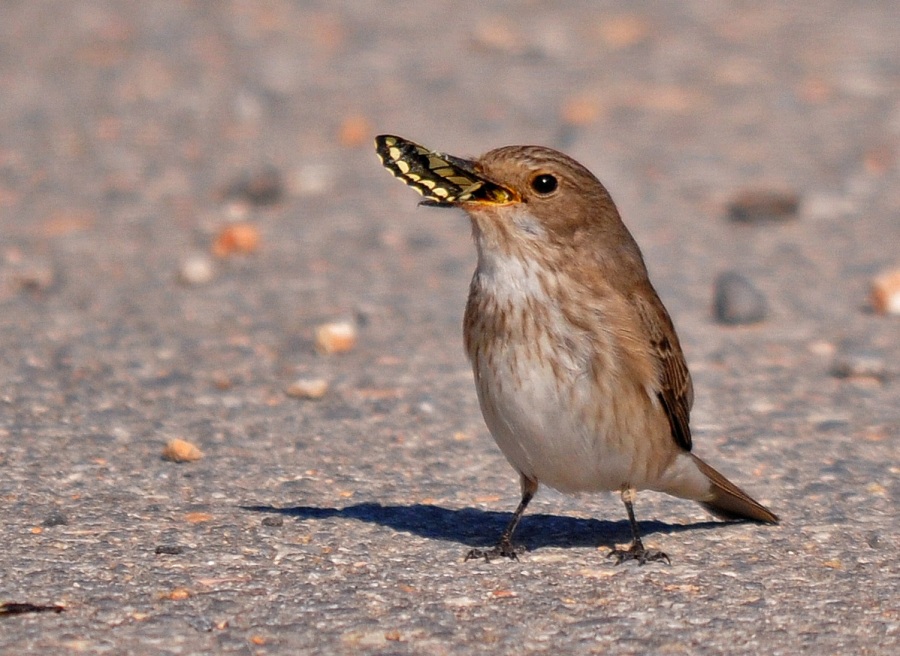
[633,291,694,451]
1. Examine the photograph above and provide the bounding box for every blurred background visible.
[1,2,897,653]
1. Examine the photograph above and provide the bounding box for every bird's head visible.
[375,135,626,254]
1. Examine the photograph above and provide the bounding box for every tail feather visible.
[691,454,779,524]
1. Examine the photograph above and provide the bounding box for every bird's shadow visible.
[241,502,727,551]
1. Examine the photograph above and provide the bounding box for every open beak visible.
[375,135,517,207]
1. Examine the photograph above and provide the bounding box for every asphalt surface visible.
[1,2,898,654]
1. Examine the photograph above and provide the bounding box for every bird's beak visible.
[375,135,517,207]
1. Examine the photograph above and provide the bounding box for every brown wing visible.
[633,290,694,452]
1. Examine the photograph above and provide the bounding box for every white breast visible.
[468,251,669,493]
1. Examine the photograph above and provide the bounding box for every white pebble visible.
[178,254,215,286]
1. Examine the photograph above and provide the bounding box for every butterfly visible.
[375,135,514,206]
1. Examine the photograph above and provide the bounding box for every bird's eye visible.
[530,174,558,195]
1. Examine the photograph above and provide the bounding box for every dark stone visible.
[713,272,768,325]
[727,189,800,223]
[42,510,68,527]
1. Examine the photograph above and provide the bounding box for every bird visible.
[374,134,778,563]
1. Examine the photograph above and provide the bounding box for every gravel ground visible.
[1,2,898,654]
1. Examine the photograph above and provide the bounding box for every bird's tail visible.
[691,454,779,524]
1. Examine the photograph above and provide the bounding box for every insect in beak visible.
[375,135,517,206]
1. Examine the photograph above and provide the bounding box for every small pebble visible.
[155,544,185,555]
[261,516,284,527]
[161,438,203,463]
[598,15,650,48]
[188,616,218,632]
[831,349,893,382]
[162,588,192,601]
[177,254,215,286]
[728,189,800,223]
[212,223,260,258]
[12,261,56,292]
[338,114,372,147]
[561,96,602,126]
[211,372,233,390]
[289,164,334,196]
[870,268,900,315]
[472,21,525,55]
[315,321,357,354]
[42,510,68,527]
[223,167,283,206]
[808,340,836,357]
[713,272,768,325]
[285,377,329,399]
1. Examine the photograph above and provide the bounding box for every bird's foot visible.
[465,538,524,562]
[607,541,670,566]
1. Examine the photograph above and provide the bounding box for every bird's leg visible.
[608,487,670,565]
[466,475,538,562]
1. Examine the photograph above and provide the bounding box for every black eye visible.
[530,174,558,195]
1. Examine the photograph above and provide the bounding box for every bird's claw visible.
[608,542,670,565]
[465,538,524,562]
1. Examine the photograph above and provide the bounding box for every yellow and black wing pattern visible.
[375,135,511,206]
